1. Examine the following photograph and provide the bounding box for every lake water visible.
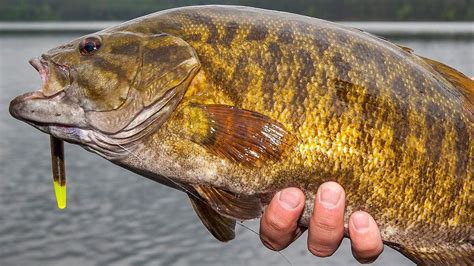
[0,26,473,266]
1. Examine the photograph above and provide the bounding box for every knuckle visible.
[266,215,291,232]
[354,243,383,259]
[355,254,380,264]
[372,245,384,256]
[357,258,375,264]
[260,235,283,251]
[314,216,339,233]
[364,241,383,254]
[308,244,336,257]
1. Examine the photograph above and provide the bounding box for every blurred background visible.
[1,0,474,21]
[0,1,473,266]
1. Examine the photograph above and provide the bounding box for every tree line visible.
[1,0,473,21]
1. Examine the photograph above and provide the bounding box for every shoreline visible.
[0,21,473,38]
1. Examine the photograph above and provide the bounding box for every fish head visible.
[9,31,200,159]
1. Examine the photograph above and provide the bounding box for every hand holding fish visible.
[260,182,383,263]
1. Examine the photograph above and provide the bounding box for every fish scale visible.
[9,5,473,265]
[116,7,472,263]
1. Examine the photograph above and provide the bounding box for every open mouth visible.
[9,57,52,108]
[28,55,71,97]
[9,56,73,125]
[29,57,50,86]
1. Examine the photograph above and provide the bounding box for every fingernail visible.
[319,187,341,209]
[279,188,301,210]
[353,212,370,232]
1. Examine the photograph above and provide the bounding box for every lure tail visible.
[50,136,66,209]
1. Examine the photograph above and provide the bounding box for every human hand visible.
[259,182,383,263]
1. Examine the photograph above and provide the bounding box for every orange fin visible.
[188,194,236,242]
[193,185,263,220]
[188,104,294,167]
[420,56,474,120]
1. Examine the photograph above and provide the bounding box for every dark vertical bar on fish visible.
[50,136,66,209]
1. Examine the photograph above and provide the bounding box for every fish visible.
[8,5,473,265]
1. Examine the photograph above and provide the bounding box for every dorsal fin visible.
[420,56,474,120]
[396,43,414,53]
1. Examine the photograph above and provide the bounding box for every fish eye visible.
[79,37,101,55]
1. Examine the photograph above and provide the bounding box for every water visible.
[1,30,473,266]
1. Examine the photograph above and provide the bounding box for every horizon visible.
[1,0,473,21]
[1,21,473,39]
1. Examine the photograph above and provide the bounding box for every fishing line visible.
[114,141,292,265]
[236,221,292,265]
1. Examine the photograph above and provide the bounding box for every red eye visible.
[80,37,101,55]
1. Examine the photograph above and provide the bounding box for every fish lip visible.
[9,90,65,121]
[9,90,84,142]
[29,56,72,92]
[29,57,49,85]
[10,56,50,121]
[9,90,45,119]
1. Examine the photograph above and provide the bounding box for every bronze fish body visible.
[9,5,473,264]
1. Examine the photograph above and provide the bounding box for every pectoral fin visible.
[193,185,263,220]
[188,194,236,242]
[185,104,294,167]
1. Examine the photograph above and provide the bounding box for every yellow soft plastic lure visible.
[50,136,66,209]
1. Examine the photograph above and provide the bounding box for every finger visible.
[260,187,305,251]
[308,181,345,257]
[349,211,384,263]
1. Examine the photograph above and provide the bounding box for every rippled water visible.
[0,32,473,266]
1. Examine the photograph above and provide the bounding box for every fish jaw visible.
[9,56,87,141]
[9,90,86,128]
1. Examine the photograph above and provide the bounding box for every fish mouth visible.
[29,57,50,86]
[9,56,56,123]
[9,56,85,132]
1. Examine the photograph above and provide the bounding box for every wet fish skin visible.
[9,6,473,264]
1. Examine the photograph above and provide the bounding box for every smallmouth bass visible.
[9,6,473,265]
